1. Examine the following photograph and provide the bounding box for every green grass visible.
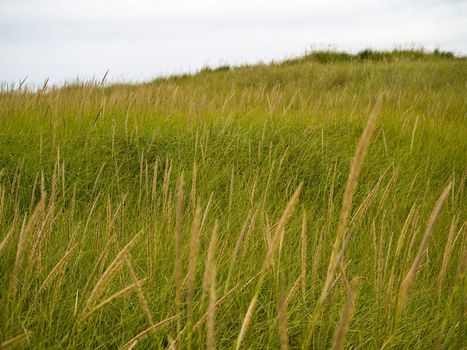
[0,50,466,349]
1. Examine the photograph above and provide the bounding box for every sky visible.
[1,0,466,86]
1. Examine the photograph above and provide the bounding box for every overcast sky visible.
[1,0,466,86]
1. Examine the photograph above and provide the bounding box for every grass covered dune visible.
[0,50,466,349]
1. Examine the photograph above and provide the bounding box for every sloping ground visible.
[0,51,466,349]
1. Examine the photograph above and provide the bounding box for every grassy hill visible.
[0,50,466,349]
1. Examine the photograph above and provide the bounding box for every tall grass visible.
[0,50,466,349]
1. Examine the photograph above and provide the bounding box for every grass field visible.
[0,49,466,349]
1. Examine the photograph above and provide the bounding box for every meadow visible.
[0,50,466,349]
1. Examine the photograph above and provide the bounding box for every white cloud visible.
[0,0,465,85]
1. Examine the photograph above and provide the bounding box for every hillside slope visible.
[0,50,466,349]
